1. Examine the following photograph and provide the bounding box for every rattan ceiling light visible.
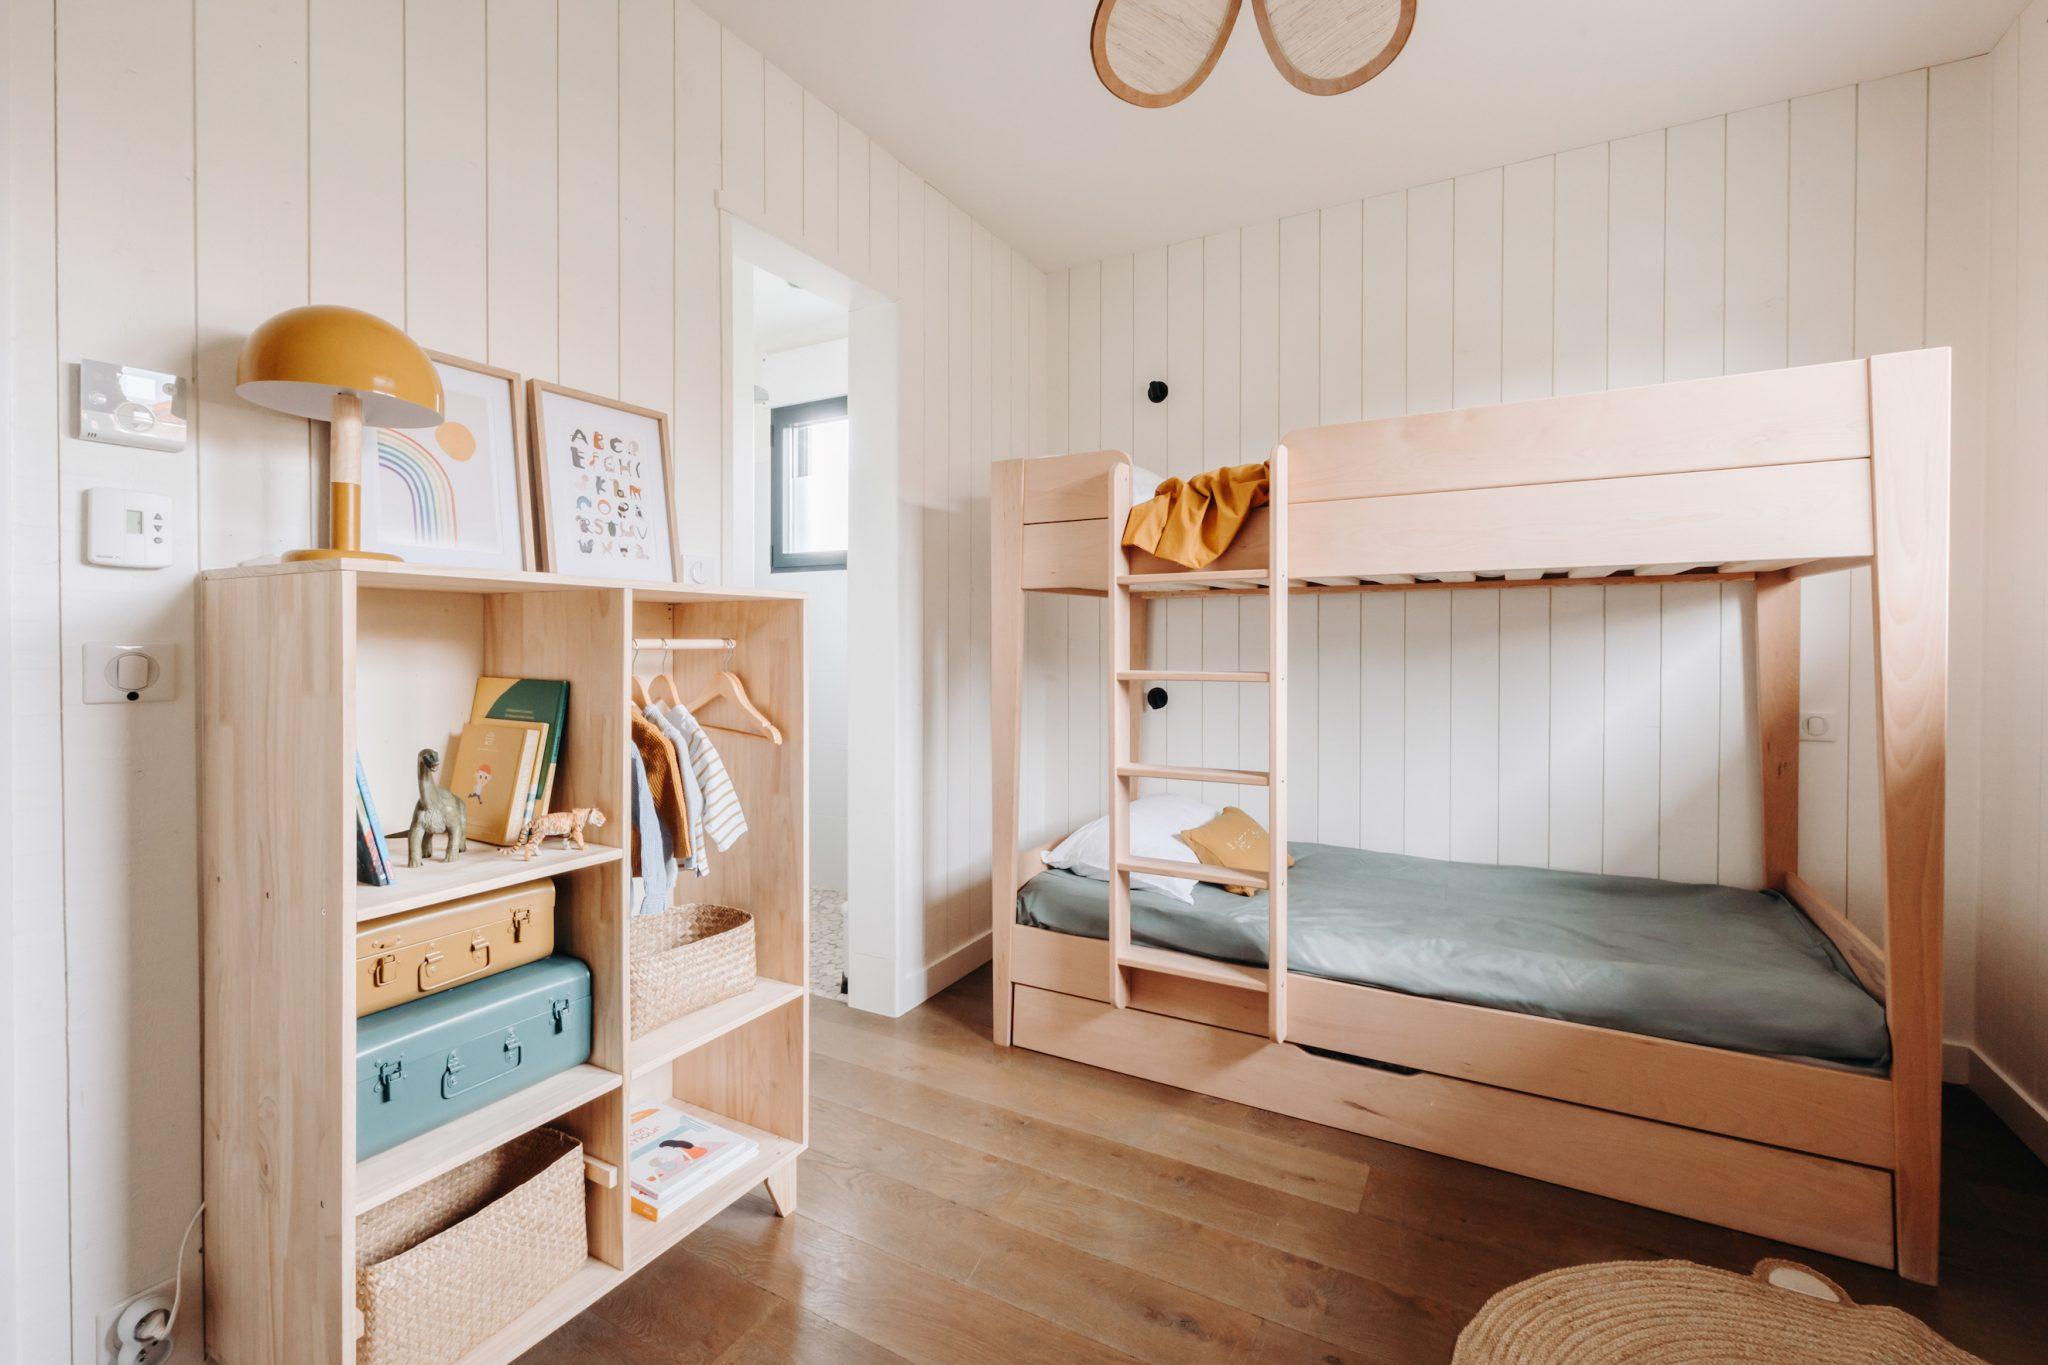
[1092,0,1416,107]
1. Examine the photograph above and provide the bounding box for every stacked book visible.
[627,1102,759,1222]
[354,752,393,887]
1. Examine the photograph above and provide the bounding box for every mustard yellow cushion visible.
[1178,806,1291,896]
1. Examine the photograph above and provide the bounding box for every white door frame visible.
[721,210,914,1015]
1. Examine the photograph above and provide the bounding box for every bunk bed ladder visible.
[1105,448,1290,1044]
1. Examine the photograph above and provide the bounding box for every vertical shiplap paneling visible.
[1358,192,1405,850]
[1130,246,1168,774]
[1659,114,1728,884]
[1239,220,1279,823]
[1927,55,1991,1034]
[620,0,675,410]
[838,124,871,279]
[947,205,974,948]
[485,0,559,385]
[1068,261,1103,448]
[1789,84,1859,911]
[1202,231,1243,806]
[1550,583,1606,872]
[719,30,766,216]
[404,0,488,358]
[763,62,804,242]
[922,188,950,959]
[802,92,838,260]
[1100,254,1135,455]
[1063,254,1103,828]
[1164,239,1206,801]
[1726,102,1790,376]
[674,2,725,556]
[310,0,405,320]
[967,222,995,955]
[1553,142,1609,395]
[1404,181,1454,857]
[1277,214,1321,836]
[196,0,311,567]
[1453,169,1504,409]
[1317,205,1364,844]
[557,0,622,396]
[1498,157,1555,865]
[1501,157,1555,404]
[1607,128,1665,389]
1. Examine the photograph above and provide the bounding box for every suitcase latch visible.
[469,933,491,969]
[374,1059,405,1102]
[371,952,399,988]
[550,997,573,1033]
[511,906,531,943]
[502,1028,523,1068]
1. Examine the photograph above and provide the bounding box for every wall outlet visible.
[1800,710,1837,743]
[682,553,717,586]
[98,1279,175,1364]
[83,642,179,704]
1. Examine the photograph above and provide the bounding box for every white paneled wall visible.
[1036,65,1989,1008]
[8,1,1038,1355]
[1978,0,2048,1157]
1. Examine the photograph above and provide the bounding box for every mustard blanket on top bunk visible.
[1121,460,1269,569]
[1017,842,1890,1067]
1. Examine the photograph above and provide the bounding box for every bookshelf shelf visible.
[355,1063,623,1215]
[629,977,806,1078]
[200,563,809,1364]
[624,1103,802,1272]
[356,841,623,922]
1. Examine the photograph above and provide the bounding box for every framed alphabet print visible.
[527,380,680,581]
[360,352,534,569]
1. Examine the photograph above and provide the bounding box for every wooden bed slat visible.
[1014,985,1897,1270]
[1117,943,1268,992]
[1283,356,1874,502]
[1116,669,1269,683]
[1117,762,1268,786]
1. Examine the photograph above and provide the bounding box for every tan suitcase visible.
[356,881,556,1017]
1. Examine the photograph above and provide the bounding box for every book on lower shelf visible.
[627,1102,759,1222]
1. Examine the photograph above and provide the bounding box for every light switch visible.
[84,642,177,704]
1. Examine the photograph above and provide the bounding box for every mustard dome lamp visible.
[236,304,445,561]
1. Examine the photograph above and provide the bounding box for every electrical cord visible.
[140,1203,204,1343]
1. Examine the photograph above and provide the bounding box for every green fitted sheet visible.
[1017,842,1889,1067]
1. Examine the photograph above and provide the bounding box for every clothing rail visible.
[632,637,737,651]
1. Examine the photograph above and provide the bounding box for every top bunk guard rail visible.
[990,348,1951,1283]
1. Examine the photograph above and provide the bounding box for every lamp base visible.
[282,547,405,563]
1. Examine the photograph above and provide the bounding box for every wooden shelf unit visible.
[199,561,808,1365]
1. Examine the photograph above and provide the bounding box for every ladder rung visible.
[1118,569,1271,592]
[1116,855,1269,890]
[1117,943,1268,991]
[1118,763,1268,787]
[1116,670,1269,684]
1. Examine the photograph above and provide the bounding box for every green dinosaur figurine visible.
[406,747,467,867]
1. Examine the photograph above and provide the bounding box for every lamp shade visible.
[235,304,444,428]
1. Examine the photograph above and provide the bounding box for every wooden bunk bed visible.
[988,349,1950,1283]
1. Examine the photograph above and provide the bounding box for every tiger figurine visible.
[507,807,608,859]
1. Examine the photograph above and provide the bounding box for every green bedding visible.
[1016,841,1889,1066]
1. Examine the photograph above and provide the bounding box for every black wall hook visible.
[1146,686,1170,710]
[1147,380,1168,404]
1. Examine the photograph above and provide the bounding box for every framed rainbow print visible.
[528,380,680,581]
[359,352,535,569]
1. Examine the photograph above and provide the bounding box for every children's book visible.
[355,751,393,884]
[627,1103,758,1220]
[444,720,544,845]
[470,677,570,837]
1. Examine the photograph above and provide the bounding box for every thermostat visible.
[79,360,187,452]
[85,487,173,568]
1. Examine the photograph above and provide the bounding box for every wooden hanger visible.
[630,673,650,708]
[686,668,784,745]
[648,671,682,708]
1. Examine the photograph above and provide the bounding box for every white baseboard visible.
[899,930,992,1013]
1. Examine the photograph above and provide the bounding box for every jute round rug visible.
[1454,1258,1983,1364]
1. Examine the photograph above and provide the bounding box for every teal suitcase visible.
[356,955,593,1158]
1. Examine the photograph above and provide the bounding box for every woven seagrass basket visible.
[354,1126,586,1365]
[630,902,756,1037]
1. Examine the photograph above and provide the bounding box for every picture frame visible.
[359,352,535,570]
[527,379,681,581]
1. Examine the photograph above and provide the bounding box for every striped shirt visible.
[655,702,748,855]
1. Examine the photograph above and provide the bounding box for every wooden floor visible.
[523,967,2048,1363]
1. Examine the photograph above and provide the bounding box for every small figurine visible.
[406,747,468,867]
[507,807,608,859]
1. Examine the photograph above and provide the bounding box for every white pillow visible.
[1042,793,1220,903]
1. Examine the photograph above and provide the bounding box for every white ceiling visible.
[698,0,2023,269]
[752,266,849,354]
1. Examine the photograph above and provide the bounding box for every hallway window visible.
[770,396,849,572]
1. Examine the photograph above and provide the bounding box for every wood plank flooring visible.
[524,967,2048,1363]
